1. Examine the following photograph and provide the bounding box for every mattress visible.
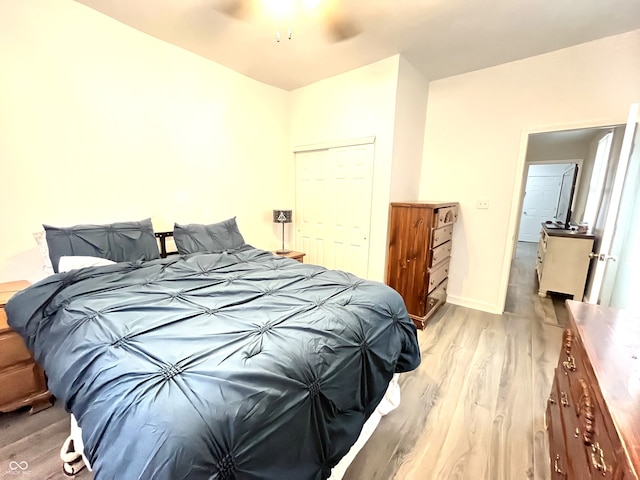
[7,246,420,479]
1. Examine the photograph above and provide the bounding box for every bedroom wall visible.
[419,29,640,313]
[389,57,429,202]
[0,0,289,282]
[288,56,401,282]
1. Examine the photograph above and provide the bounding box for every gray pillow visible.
[44,218,160,273]
[173,217,246,255]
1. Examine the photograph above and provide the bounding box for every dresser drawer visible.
[0,332,33,369]
[434,206,458,228]
[555,366,591,478]
[586,398,619,477]
[0,363,46,406]
[424,278,448,316]
[432,225,454,248]
[547,376,571,480]
[430,241,452,268]
[427,259,450,294]
[559,327,621,478]
[568,375,619,478]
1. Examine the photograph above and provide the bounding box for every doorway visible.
[518,162,580,242]
[506,125,616,310]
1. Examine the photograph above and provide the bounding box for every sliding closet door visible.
[295,143,374,279]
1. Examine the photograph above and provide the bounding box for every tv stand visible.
[536,223,595,300]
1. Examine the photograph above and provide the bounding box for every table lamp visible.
[273,209,292,254]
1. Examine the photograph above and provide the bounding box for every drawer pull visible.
[554,455,566,475]
[562,354,576,373]
[549,393,556,405]
[577,378,595,445]
[575,427,580,438]
[562,328,574,354]
[590,443,607,475]
[560,391,570,407]
[434,235,440,243]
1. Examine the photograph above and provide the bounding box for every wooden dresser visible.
[536,224,595,300]
[0,280,52,414]
[386,201,459,329]
[547,300,639,479]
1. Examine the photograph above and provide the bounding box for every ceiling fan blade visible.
[211,0,254,20]
[323,2,362,42]
[326,16,361,42]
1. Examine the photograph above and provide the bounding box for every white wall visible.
[289,56,401,282]
[419,29,640,313]
[0,0,289,282]
[389,57,429,202]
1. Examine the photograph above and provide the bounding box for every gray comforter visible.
[6,246,420,480]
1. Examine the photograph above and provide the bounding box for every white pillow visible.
[33,231,54,275]
[58,256,115,273]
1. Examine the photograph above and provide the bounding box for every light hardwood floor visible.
[344,241,568,480]
[0,242,567,479]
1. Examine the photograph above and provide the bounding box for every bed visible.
[8,218,421,479]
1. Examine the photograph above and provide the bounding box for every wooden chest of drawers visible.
[0,280,52,414]
[386,201,458,329]
[546,301,639,479]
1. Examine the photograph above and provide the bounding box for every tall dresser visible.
[547,301,639,479]
[0,280,52,414]
[386,201,459,329]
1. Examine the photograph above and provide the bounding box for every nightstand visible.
[0,280,53,414]
[273,251,306,263]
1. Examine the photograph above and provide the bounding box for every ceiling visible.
[530,128,603,148]
[74,0,640,91]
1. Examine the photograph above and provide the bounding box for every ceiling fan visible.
[211,0,362,42]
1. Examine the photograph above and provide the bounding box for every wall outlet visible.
[476,199,490,209]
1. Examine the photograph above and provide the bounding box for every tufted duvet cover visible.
[6,246,420,480]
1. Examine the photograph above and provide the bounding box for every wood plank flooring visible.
[343,242,566,480]
[0,242,566,479]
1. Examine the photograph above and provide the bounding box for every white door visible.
[518,175,562,242]
[585,103,640,305]
[295,143,374,278]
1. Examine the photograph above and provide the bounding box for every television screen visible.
[555,164,579,229]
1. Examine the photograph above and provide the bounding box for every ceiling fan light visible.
[263,0,293,17]
[301,0,322,9]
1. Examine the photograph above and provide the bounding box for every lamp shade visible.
[273,209,292,223]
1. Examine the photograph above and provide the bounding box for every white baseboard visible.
[446,295,503,315]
